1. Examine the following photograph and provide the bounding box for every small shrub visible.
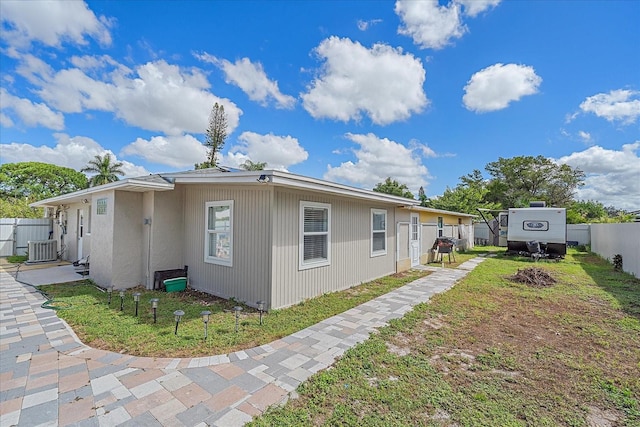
[613,254,623,271]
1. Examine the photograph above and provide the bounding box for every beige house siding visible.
[270,188,397,309]
[90,190,115,288]
[111,191,143,288]
[181,184,272,306]
[144,188,186,288]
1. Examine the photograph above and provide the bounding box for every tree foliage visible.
[424,170,501,214]
[81,154,124,186]
[0,162,88,200]
[567,200,634,224]
[373,177,414,199]
[196,103,228,169]
[484,155,585,208]
[240,160,267,171]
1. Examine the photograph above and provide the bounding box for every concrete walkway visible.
[0,257,485,427]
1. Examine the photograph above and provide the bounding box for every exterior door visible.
[77,210,84,260]
[410,213,420,267]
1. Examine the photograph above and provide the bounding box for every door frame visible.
[410,213,420,267]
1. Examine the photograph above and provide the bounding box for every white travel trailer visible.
[506,207,567,258]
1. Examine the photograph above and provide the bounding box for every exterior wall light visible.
[200,310,211,340]
[173,310,185,335]
[150,298,159,323]
[233,306,243,332]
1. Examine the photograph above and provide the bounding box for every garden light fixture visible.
[173,310,185,335]
[107,287,113,305]
[119,290,125,311]
[234,306,243,332]
[200,310,211,340]
[256,300,265,325]
[133,292,141,316]
[150,298,159,323]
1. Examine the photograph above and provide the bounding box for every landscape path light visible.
[133,292,141,316]
[200,310,211,340]
[256,300,265,326]
[234,306,243,333]
[119,290,125,311]
[107,287,113,305]
[150,298,159,323]
[173,310,185,335]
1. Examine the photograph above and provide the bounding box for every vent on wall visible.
[27,240,57,263]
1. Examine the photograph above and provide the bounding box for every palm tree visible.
[240,159,267,171]
[82,154,125,186]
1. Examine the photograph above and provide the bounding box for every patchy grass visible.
[37,252,475,358]
[249,249,640,426]
[6,255,27,263]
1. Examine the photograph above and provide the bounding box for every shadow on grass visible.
[573,251,640,321]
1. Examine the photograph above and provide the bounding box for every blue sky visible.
[1,0,639,209]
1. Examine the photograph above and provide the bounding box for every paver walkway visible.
[1,257,486,426]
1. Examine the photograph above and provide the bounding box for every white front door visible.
[410,213,420,267]
[77,210,84,260]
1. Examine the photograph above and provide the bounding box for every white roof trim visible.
[405,205,477,218]
[30,177,174,207]
[169,170,418,205]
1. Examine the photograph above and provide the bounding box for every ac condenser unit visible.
[27,240,57,263]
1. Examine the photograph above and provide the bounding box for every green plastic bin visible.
[164,277,187,293]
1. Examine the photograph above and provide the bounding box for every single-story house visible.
[32,169,474,309]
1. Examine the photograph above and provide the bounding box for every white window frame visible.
[437,216,444,237]
[371,209,387,257]
[299,201,331,270]
[204,200,233,267]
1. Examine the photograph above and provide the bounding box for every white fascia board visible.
[406,205,477,218]
[30,178,174,207]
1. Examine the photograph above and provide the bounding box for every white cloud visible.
[223,132,309,171]
[463,63,542,112]
[456,0,501,17]
[14,53,242,136]
[0,133,148,178]
[302,37,427,125]
[324,133,430,194]
[579,89,640,124]
[395,0,466,50]
[556,142,640,210]
[0,88,64,130]
[0,0,112,49]
[357,19,383,31]
[578,131,592,143]
[121,134,208,169]
[196,54,296,109]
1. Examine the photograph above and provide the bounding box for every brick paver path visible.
[0,257,485,426]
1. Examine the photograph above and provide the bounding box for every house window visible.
[437,216,443,237]
[411,215,419,241]
[299,201,330,269]
[205,200,233,266]
[371,209,387,257]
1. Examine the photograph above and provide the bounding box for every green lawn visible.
[248,248,640,426]
[37,251,475,358]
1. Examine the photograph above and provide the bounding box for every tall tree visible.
[195,102,228,169]
[0,162,88,200]
[81,154,125,186]
[0,162,88,218]
[484,155,584,208]
[424,170,500,214]
[417,186,427,206]
[240,160,267,171]
[373,177,414,199]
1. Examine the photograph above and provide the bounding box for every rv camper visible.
[506,206,567,258]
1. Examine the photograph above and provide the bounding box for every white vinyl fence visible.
[590,223,640,278]
[0,218,53,257]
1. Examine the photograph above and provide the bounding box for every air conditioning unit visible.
[27,240,58,263]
